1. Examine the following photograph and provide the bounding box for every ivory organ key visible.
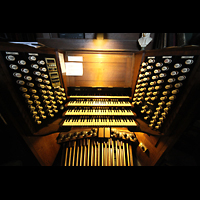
[115,140,118,166]
[72,141,76,166]
[68,141,72,166]
[112,140,115,166]
[91,139,94,166]
[129,143,134,166]
[118,140,121,166]
[126,142,130,166]
[98,141,100,166]
[94,141,97,166]
[87,139,90,166]
[117,140,121,166]
[76,140,80,166]
[123,142,126,166]
[120,141,123,166]
[80,140,83,166]
[104,141,107,166]
[83,139,87,166]
[108,139,111,166]
[102,139,104,166]
[64,144,69,167]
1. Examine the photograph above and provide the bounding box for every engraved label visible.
[28,53,38,56]
[162,56,172,58]
[6,52,19,55]
[181,56,194,59]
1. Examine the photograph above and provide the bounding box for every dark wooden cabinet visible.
[36,33,155,52]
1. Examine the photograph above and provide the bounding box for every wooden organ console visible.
[1,41,200,166]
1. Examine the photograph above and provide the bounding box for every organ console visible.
[1,41,200,166]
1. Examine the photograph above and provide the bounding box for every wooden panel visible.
[105,33,140,40]
[65,52,129,63]
[36,33,155,51]
[131,51,144,98]
[125,56,134,87]
[37,38,140,52]
[98,128,104,138]
[105,127,110,138]
[72,80,127,87]
[85,33,95,39]
[64,52,134,88]
[22,133,60,166]
[74,63,126,80]
[135,129,184,166]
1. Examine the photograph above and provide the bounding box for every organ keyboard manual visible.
[62,89,137,127]
[1,41,200,166]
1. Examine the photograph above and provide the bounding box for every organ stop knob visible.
[6,55,15,61]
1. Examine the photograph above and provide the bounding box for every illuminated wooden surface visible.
[65,52,134,88]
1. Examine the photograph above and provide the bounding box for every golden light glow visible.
[93,39,107,50]
[96,33,104,40]
[92,33,107,50]
[98,54,102,58]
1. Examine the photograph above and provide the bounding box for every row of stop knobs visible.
[24,91,66,105]
[29,87,66,124]
[59,128,98,141]
[111,129,137,141]
[58,128,138,143]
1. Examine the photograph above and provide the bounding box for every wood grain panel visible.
[125,56,134,87]
[68,54,128,63]
[73,80,126,87]
[131,51,144,98]
[65,52,134,88]
[37,38,140,52]
[22,133,60,166]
